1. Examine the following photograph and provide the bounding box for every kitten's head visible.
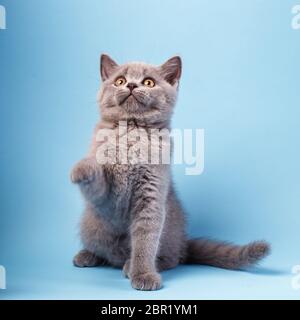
[98,54,182,126]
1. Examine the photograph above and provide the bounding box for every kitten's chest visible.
[103,163,138,218]
[96,122,160,213]
[105,163,133,191]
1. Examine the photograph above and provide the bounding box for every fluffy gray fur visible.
[71,54,270,291]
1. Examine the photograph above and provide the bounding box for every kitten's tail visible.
[184,238,270,269]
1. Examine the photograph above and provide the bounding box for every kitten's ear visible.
[160,56,182,85]
[100,54,118,81]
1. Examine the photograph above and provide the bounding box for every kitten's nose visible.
[127,83,138,92]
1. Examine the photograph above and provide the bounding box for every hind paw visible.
[122,259,131,278]
[73,249,106,267]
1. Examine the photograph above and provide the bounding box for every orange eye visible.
[114,77,126,86]
[143,78,155,87]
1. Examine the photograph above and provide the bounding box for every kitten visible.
[71,54,270,291]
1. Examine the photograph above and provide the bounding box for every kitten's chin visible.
[122,98,146,114]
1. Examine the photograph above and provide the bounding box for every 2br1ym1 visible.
[0,265,6,289]
[0,5,6,30]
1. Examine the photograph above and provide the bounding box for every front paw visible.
[131,272,162,291]
[71,159,96,184]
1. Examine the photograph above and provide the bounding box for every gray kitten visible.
[71,54,270,291]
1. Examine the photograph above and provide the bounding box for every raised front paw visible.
[71,159,96,184]
[131,272,162,291]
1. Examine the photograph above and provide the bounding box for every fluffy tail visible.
[184,238,270,270]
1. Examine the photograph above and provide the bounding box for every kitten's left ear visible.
[159,56,182,85]
[100,54,118,81]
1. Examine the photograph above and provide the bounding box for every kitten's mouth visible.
[120,93,143,106]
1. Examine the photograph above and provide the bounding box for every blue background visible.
[0,0,300,299]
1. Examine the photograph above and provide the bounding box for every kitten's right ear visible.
[100,54,118,81]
